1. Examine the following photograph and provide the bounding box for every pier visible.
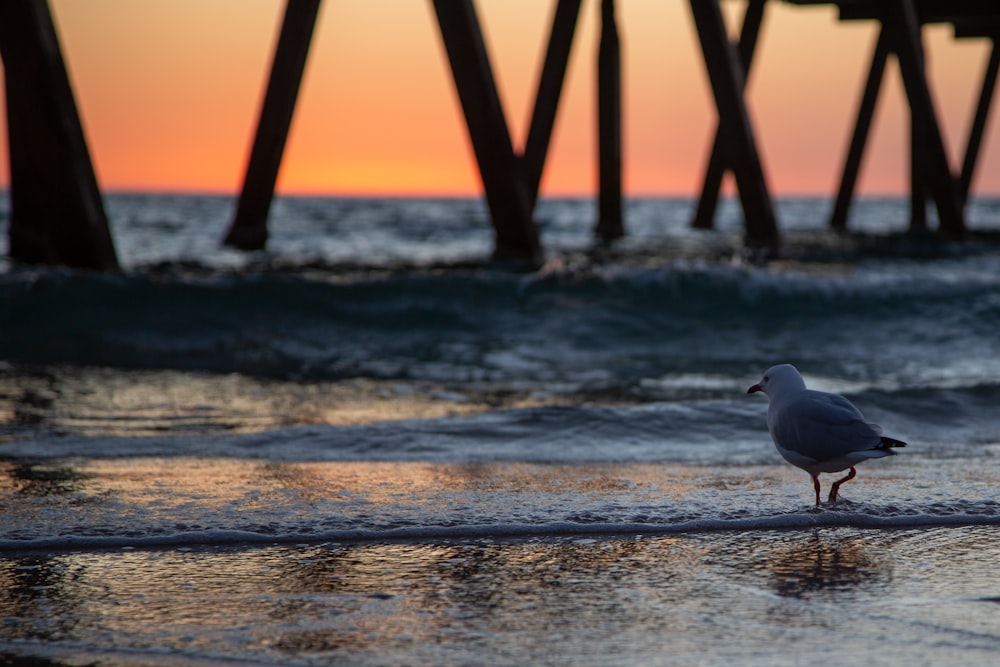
[1,0,998,269]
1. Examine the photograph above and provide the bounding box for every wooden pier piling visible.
[959,37,999,205]
[806,0,997,236]
[523,0,582,210]
[830,28,890,232]
[432,0,541,264]
[0,0,118,270]
[886,0,964,237]
[692,0,767,231]
[908,17,929,233]
[595,0,624,242]
[224,0,321,251]
[688,0,780,250]
[2,0,998,270]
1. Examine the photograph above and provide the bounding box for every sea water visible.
[2,194,1000,665]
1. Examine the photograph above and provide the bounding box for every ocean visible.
[2,193,1000,665]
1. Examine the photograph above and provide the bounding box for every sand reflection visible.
[0,537,664,661]
[0,366,564,438]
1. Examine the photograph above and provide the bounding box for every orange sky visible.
[1,0,998,197]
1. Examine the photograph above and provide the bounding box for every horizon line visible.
[3,187,997,201]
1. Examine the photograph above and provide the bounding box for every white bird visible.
[747,364,905,505]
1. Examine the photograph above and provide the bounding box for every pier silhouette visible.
[1,0,998,269]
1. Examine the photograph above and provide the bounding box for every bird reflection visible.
[767,531,888,599]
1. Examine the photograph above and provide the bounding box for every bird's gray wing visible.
[769,390,883,462]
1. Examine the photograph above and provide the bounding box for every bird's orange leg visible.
[812,475,821,506]
[828,467,857,503]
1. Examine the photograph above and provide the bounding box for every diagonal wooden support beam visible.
[224,0,321,251]
[960,38,999,203]
[0,0,119,269]
[688,0,779,250]
[830,27,890,231]
[432,0,541,263]
[523,0,582,210]
[692,0,767,230]
[883,0,965,237]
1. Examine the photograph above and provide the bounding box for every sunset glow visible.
[1,0,997,197]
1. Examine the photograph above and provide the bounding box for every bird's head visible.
[747,363,806,398]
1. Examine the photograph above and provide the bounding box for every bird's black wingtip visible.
[879,436,907,449]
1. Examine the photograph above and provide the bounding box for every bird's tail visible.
[878,436,907,449]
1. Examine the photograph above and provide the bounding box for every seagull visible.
[747,364,905,505]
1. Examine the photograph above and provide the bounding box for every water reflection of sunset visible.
[1,458,709,509]
[0,369,576,438]
[4,528,1000,664]
[0,456,799,545]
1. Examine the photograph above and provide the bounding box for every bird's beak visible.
[747,384,762,394]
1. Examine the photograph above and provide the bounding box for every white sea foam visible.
[3,511,1000,554]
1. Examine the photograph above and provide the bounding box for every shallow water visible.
[2,451,1000,665]
[3,527,1000,666]
[4,195,1000,664]
[1,455,999,550]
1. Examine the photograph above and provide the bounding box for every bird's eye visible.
[763,375,770,382]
